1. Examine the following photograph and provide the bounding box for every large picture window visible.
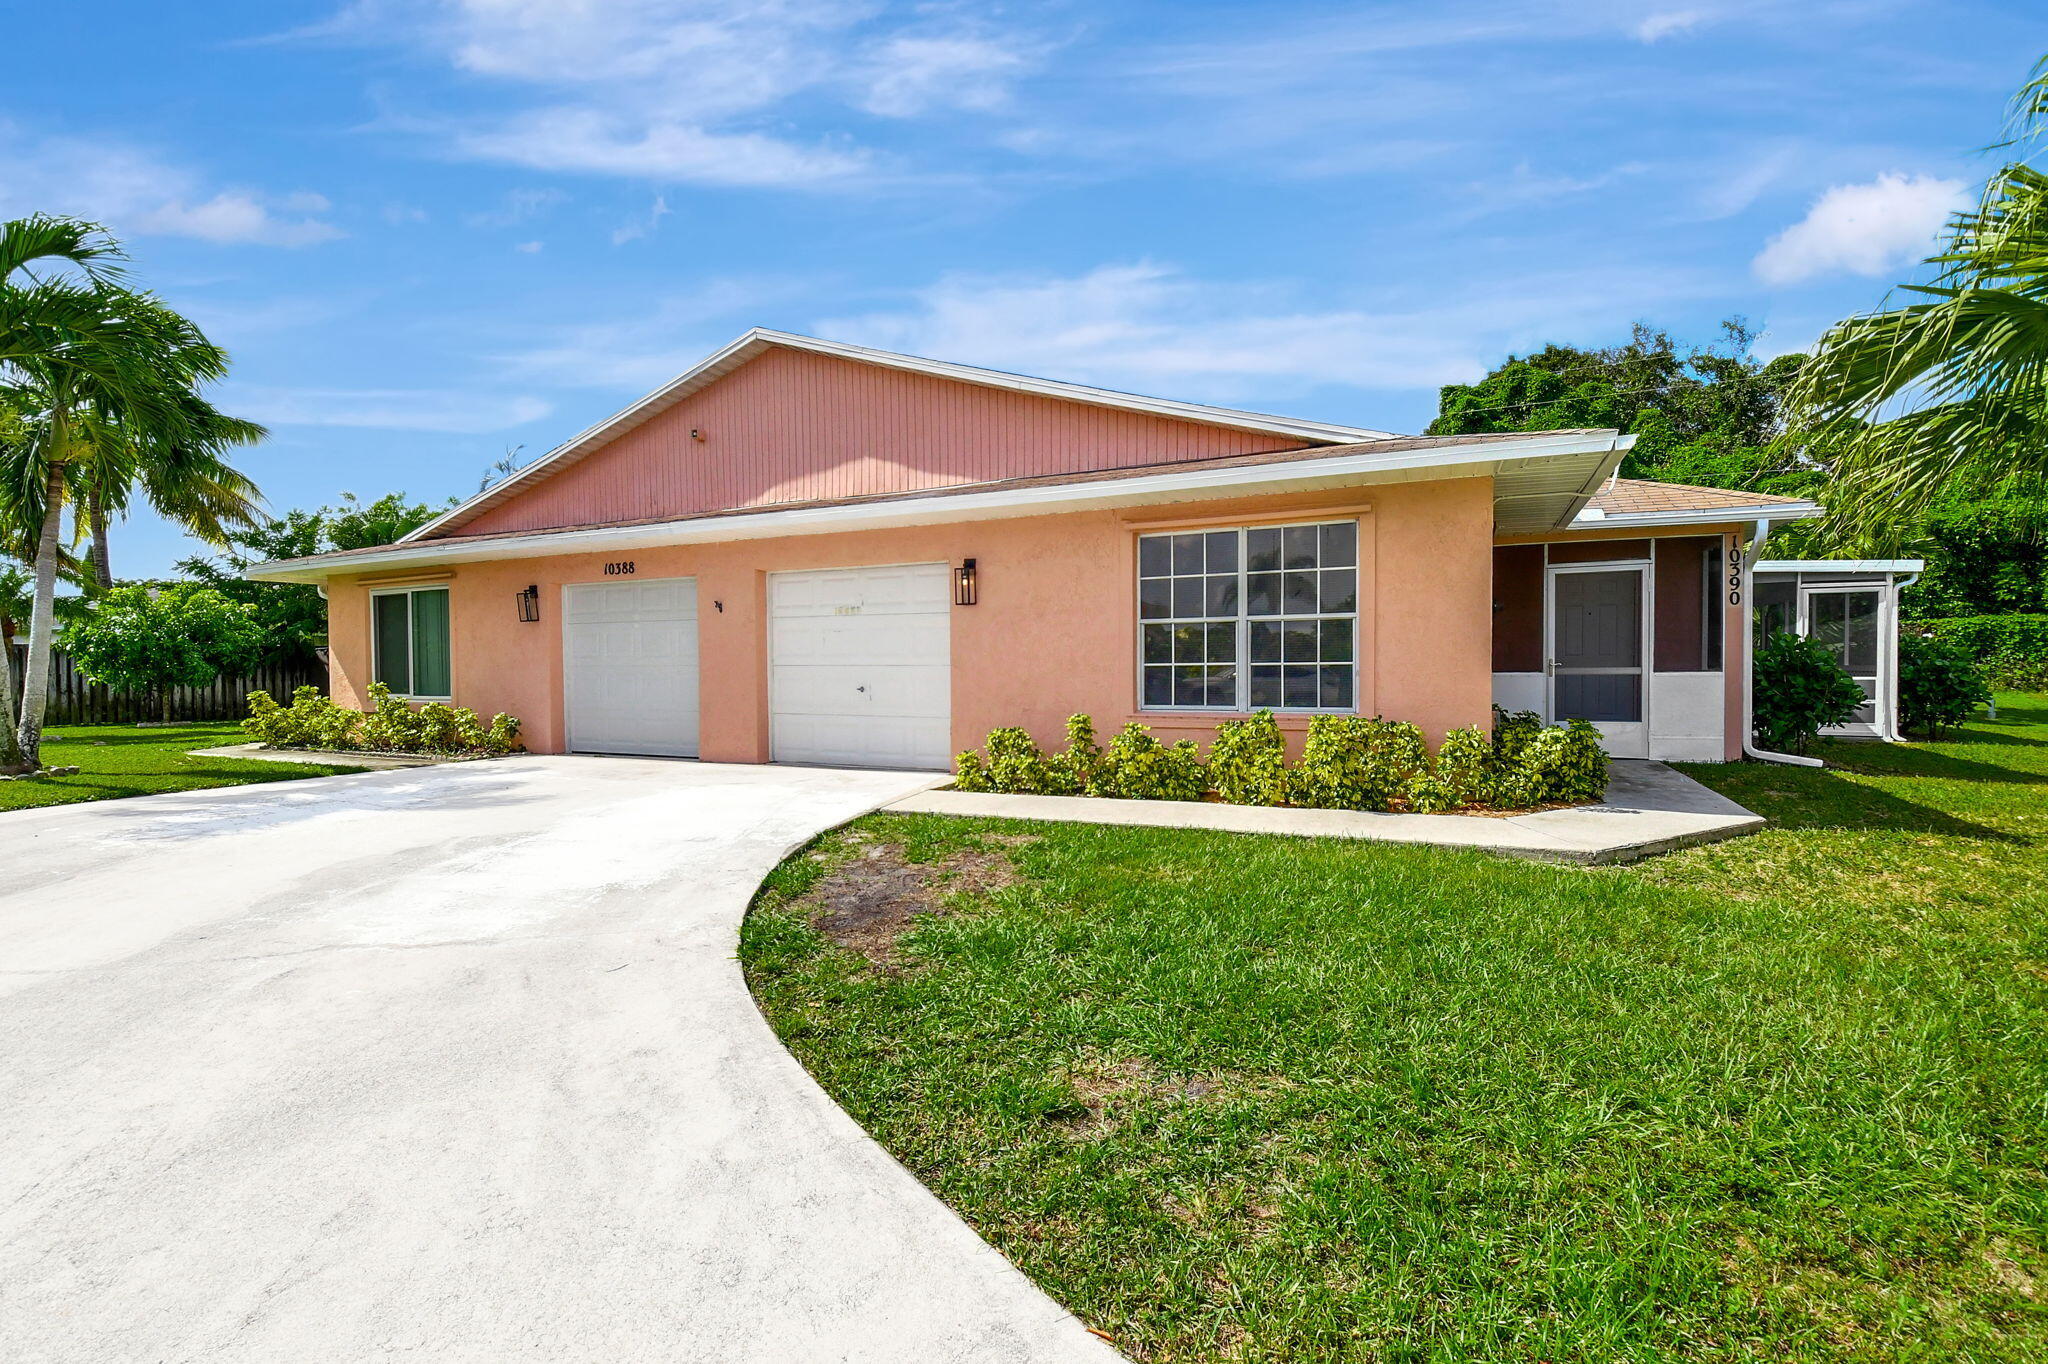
[372,586,452,699]
[1138,520,1358,712]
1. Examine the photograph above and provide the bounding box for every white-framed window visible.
[371,586,453,700]
[1137,520,1358,712]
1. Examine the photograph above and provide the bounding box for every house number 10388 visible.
[603,561,636,576]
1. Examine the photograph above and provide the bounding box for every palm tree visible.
[0,215,264,766]
[69,298,266,587]
[1790,59,2048,548]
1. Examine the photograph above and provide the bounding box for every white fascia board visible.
[1573,501,1823,529]
[1754,558,1924,573]
[402,327,1398,545]
[253,430,1621,584]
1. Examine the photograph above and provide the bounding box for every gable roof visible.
[1574,478,1821,527]
[407,328,1400,543]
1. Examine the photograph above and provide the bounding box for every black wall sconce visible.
[953,558,978,606]
[516,584,540,623]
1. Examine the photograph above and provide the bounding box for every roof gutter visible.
[1740,515,1823,768]
[1578,500,1824,530]
[1880,568,1922,742]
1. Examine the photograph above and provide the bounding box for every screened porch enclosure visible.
[1491,535,1734,761]
[1752,560,1919,741]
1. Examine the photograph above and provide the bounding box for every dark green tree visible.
[178,491,452,666]
[1430,319,1813,495]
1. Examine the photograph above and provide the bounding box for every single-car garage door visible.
[563,577,700,757]
[770,563,951,770]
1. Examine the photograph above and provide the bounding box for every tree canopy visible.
[1428,319,1819,499]
[179,491,451,665]
[1787,57,2048,548]
[61,583,264,721]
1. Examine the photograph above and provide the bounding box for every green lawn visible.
[0,722,363,813]
[742,694,2048,1363]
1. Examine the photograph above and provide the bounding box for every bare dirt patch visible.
[1052,1052,1291,1138]
[802,840,1025,965]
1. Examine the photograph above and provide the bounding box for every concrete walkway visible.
[0,760,1123,1363]
[888,760,1762,864]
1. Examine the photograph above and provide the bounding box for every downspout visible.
[1739,516,1823,767]
[1881,570,1920,742]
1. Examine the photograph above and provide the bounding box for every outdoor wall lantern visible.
[953,558,978,606]
[516,585,541,623]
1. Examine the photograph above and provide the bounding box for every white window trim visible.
[369,585,454,702]
[1135,518,1361,716]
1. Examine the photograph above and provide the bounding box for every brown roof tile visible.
[1586,478,1807,517]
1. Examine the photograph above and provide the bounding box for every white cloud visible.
[1753,171,1968,285]
[503,257,1721,413]
[611,194,672,245]
[451,108,871,186]
[856,34,1032,118]
[316,1,1041,186]
[464,186,566,227]
[513,240,543,253]
[499,277,810,389]
[135,191,343,247]
[0,125,341,247]
[1635,10,1706,42]
[814,263,1488,399]
[1451,159,1648,222]
[226,385,551,433]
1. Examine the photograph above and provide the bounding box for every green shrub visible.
[952,751,995,791]
[1208,710,1289,806]
[244,685,362,750]
[981,726,1071,795]
[1521,719,1609,803]
[1087,722,1206,802]
[1752,632,1864,754]
[1491,707,1543,764]
[1287,715,1428,813]
[243,684,520,756]
[1051,714,1102,793]
[1898,635,1991,738]
[1924,614,2048,690]
[1404,724,1494,813]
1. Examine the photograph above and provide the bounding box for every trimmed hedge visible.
[245,683,522,756]
[952,707,1609,813]
[1922,615,2048,690]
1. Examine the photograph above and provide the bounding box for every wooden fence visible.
[6,643,326,726]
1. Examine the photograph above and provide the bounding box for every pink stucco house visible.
[251,330,1819,769]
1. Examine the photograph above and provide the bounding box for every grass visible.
[0,722,364,813]
[742,693,2048,1363]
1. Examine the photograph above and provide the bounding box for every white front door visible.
[769,564,951,770]
[1547,564,1650,759]
[563,577,700,757]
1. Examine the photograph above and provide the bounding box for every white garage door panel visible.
[770,564,951,770]
[564,578,700,757]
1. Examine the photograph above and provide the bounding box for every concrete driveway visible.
[0,758,1123,1363]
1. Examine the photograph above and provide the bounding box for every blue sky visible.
[5,0,2040,577]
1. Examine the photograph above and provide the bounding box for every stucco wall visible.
[326,478,1497,763]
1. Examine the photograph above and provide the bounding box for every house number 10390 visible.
[603,561,636,576]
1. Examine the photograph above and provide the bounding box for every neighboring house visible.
[250,329,1819,768]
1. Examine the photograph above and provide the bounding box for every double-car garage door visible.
[561,563,950,770]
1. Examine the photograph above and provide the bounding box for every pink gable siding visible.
[452,347,1311,537]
